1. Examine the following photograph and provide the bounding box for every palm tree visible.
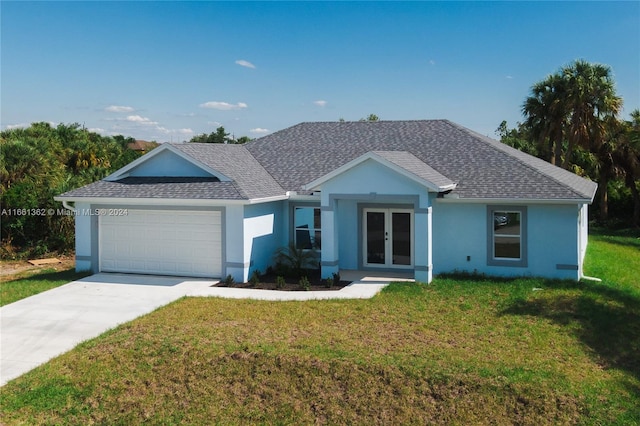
[522,74,567,165]
[561,60,622,170]
[615,110,640,225]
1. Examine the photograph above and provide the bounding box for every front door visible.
[363,208,413,268]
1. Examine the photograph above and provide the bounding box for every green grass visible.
[1,230,639,424]
[0,268,90,307]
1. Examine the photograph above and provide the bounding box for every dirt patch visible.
[215,271,350,291]
[0,255,75,282]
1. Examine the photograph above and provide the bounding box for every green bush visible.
[299,276,310,291]
[273,242,319,278]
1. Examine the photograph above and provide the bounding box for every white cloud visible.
[250,128,270,134]
[105,105,134,113]
[235,59,256,69]
[6,123,30,129]
[88,127,105,133]
[506,75,514,79]
[429,59,436,65]
[199,101,248,111]
[125,115,158,125]
[208,121,222,127]
[313,100,328,107]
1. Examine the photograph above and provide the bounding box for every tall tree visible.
[521,60,624,220]
[615,110,640,225]
[561,60,622,169]
[190,126,230,144]
[522,74,567,165]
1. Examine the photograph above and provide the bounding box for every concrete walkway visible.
[1,271,411,386]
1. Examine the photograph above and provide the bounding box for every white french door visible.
[363,208,413,268]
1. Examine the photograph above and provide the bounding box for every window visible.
[487,206,527,267]
[294,207,321,250]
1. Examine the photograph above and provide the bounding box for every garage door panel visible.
[100,210,222,278]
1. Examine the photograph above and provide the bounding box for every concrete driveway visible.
[1,271,406,386]
[0,273,216,386]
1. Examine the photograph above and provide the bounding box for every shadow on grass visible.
[500,279,640,388]
[590,227,640,250]
[4,268,90,284]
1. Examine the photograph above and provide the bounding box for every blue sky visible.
[2,1,639,142]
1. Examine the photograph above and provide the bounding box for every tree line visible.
[498,59,639,226]
[0,123,142,257]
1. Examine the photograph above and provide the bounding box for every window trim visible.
[487,205,528,268]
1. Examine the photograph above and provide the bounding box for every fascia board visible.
[436,197,594,205]
[53,196,250,206]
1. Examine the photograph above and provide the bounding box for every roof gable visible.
[304,151,456,192]
[105,144,231,182]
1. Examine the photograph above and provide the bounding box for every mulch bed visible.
[214,271,351,291]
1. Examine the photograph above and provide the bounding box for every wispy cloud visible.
[235,59,256,69]
[199,101,248,111]
[6,123,30,129]
[313,100,328,107]
[105,105,134,113]
[429,59,436,65]
[125,115,158,125]
[506,75,514,79]
[208,121,222,127]
[250,128,270,134]
[88,127,105,133]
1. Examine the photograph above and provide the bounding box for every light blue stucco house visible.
[55,120,597,283]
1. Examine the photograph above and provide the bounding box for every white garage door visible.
[100,209,222,277]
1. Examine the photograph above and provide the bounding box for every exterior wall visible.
[129,149,212,177]
[73,202,97,273]
[317,159,433,281]
[432,201,582,280]
[243,201,285,279]
[224,205,245,281]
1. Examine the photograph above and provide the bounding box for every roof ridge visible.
[444,121,594,200]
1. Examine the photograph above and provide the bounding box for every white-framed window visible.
[487,206,527,267]
[294,206,321,250]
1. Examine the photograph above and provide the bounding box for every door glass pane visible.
[366,211,386,264]
[392,212,411,265]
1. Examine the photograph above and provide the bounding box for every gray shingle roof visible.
[246,120,597,201]
[58,120,597,202]
[60,177,244,200]
[372,151,456,190]
[170,144,284,199]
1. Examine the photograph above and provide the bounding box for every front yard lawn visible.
[0,268,90,307]
[1,229,638,424]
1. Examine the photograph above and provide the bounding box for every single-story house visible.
[55,120,597,283]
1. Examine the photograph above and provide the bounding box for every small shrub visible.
[332,272,341,283]
[276,276,286,289]
[325,277,334,288]
[249,270,260,285]
[299,276,310,291]
[274,261,290,277]
[223,274,235,286]
[274,242,319,278]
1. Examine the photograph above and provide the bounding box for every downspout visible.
[62,201,76,213]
